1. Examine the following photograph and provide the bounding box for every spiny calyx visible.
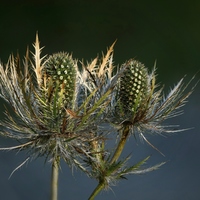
[119,59,148,113]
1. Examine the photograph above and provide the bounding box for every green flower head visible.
[119,59,148,114]
[44,52,77,110]
[114,58,196,151]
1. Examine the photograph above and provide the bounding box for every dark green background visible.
[0,0,200,199]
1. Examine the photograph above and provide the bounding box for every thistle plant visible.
[0,35,196,200]
[85,58,196,199]
[0,35,114,200]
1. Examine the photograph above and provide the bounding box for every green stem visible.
[51,157,60,200]
[110,125,130,164]
[88,182,104,200]
[88,126,130,200]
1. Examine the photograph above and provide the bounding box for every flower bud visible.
[44,53,77,109]
[119,59,148,113]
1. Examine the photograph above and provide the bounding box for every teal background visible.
[0,0,200,199]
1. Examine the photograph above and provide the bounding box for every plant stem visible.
[88,126,130,200]
[88,182,104,200]
[51,157,59,200]
[110,125,130,164]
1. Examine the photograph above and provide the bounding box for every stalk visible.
[88,182,104,200]
[110,125,130,164]
[88,126,130,200]
[51,157,60,200]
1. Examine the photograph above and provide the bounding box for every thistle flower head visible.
[119,59,148,114]
[41,52,77,123]
[113,58,196,148]
[44,52,77,108]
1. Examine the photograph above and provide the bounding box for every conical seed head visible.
[120,59,148,112]
[44,52,77,108]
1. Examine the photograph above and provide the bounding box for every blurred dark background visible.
[0,0,200,199]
